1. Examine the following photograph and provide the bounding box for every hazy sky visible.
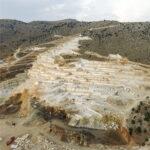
[0,0,150,22]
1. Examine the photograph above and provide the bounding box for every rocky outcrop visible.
[50,123,128,146]
[1,35,150,147]
[0,93,22,115]
[126,97,150,145]
[19,35,150,131]
[0,89,31,116]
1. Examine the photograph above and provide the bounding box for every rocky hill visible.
[0,19,86,59]
[81,22,150,65]
[1,19,150,65]
[0,19,119,59]
[0,19,150,150]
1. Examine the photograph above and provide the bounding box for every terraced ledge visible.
[6,35,148,146]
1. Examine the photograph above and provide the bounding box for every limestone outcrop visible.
[1,35,150,147]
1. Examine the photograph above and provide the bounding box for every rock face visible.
[5,35,150,146]
[0,137,3,142]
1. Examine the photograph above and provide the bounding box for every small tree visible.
[136,127,142,134]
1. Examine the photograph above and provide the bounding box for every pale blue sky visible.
[0,0,150,22]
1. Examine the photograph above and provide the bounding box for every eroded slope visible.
[0,35,150,149]
[9,35,150,145]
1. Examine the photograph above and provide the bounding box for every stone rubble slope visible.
[14,35,150,130]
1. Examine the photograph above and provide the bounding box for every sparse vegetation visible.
[80,22,150,65]
[0,19,120,60]
[127,100,150,145]
[131,120,135,124]
[138,119,142,124]
[1,19,150,66]
[0,98,4,103]
[129,128,133,135]
[0,19,89,59]
[144,112,150,121]
[140,101,143,105]
[135,127,142,134]
[1,18,150,148]
[144,129,147,133]
[142,142,145,146]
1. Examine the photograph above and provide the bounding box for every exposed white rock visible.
[54,34,62,38]
[10,144,18,149]
[0,59,5,64]
[30,47,45,51]
[0,137,3,142]
[14,35,150,130]
[108,54,122,61]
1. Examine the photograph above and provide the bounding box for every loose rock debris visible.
[9,134,30,149]
[0,137,3,142]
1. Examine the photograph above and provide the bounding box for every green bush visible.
[144,107,147,110]
[138,119,142,124]
[136,127,142,134]
[0,98,4,103]
[144,112,150,121]
[145,138,149,142]
[144,129,147,133]
[129,128,133,135]
[131,120,135,124]
[142,142,145,146]
[140,101,143,105]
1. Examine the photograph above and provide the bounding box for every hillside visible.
[0,34,150,150]
[80,22,150,65]
[0,19,87,59]
[1,19,150,65]
[0,19,150,150]
[0,19,120,59]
